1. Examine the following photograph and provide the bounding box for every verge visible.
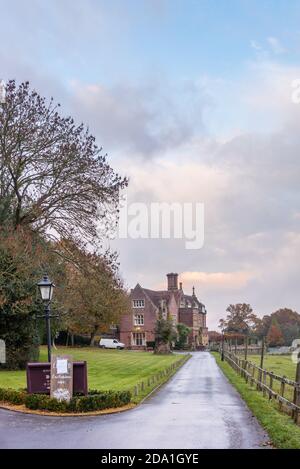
[212,352,300,449]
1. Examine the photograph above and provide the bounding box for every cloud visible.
[181,271,255,290]
[69,79,211,156]
[250,40,262,51]
[111,58,300,328]
[267,36,286,54]
[0,0,299,329]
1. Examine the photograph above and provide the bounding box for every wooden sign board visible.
[26,361,88,395]
[50,355,73,402]
[26,363,51,393]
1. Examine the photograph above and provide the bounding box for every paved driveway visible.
[0,352,270,449]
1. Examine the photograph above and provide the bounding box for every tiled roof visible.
[135,284,205,312]
[143,288,173,308]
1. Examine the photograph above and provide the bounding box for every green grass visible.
[241,354,297,402]
[0,346,189,402]
[212,352,300,449]
[249,354,296,380]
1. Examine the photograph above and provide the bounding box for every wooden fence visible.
[222,350,300,425]
[131,354,190,399]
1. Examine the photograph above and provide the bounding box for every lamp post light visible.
[37,273,55,363]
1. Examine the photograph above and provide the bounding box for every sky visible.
[1,0,300,328]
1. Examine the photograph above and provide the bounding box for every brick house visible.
[119,273,208,349]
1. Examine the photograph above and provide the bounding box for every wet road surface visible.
[0,352,270,449]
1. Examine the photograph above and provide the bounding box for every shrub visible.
[0,387,131,413]
[0,387,26,405]
[146,341,155,349]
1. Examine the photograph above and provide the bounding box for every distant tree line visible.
[210,303,300,348]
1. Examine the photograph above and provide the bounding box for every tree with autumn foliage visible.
[61,241,130,345]
[0,227,66,368]
[0,81,128,367]
[0,80,127,248]
[267,318,285,347]
[208,331,222,343]
[219,303,260,336]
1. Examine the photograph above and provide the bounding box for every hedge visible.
[0,387,131,413]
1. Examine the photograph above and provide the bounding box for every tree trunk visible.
[90,327,98,346]
[90,332,95,346]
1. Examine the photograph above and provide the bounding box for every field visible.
[241,353,297,401]
[0,346,187,401]
[248,354,297,380]
[213,352,300,449]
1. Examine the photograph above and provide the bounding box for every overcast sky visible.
[1,0,300,328]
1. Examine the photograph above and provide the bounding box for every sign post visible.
[50,355,73,402]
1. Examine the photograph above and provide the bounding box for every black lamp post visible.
[37,273,55,363]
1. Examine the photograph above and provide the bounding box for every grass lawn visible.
[241,354,297,402]
[212,352,300,449]
[248,354,296,380]
[0,346,188,402]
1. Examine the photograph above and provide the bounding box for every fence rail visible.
[130,354,189,399]
[222,350,300,424]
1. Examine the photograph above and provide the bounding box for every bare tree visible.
[0,80,127,248]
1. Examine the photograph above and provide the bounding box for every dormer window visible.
[132,299,145,308]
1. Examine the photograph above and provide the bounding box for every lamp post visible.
[37,273,55,363]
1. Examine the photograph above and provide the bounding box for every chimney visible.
[167,273,178,291]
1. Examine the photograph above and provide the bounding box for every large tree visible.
[62,241,130,345]
[0,80,127,247]
[154,316,177,354]
[267,318,285,347]
[257,308,300,345]
[219,303,259,336]
[0,81,128,367]
[0,227,65,368]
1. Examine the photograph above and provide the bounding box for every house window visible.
[132,333,146,346]
[134,314,144,326]
[132,299,145,308]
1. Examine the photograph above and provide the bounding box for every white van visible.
[99,338,125,350]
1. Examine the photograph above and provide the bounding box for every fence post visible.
[293,352,300,423]
[262,370,267,397]
[244,335,248,362]
[221,332,225,361]
[257,336,265,391]
[279,379,285,410]
[260,336,265,369]
[251,364,255,386]
[245,361,249,383]
[269,372,274,400]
